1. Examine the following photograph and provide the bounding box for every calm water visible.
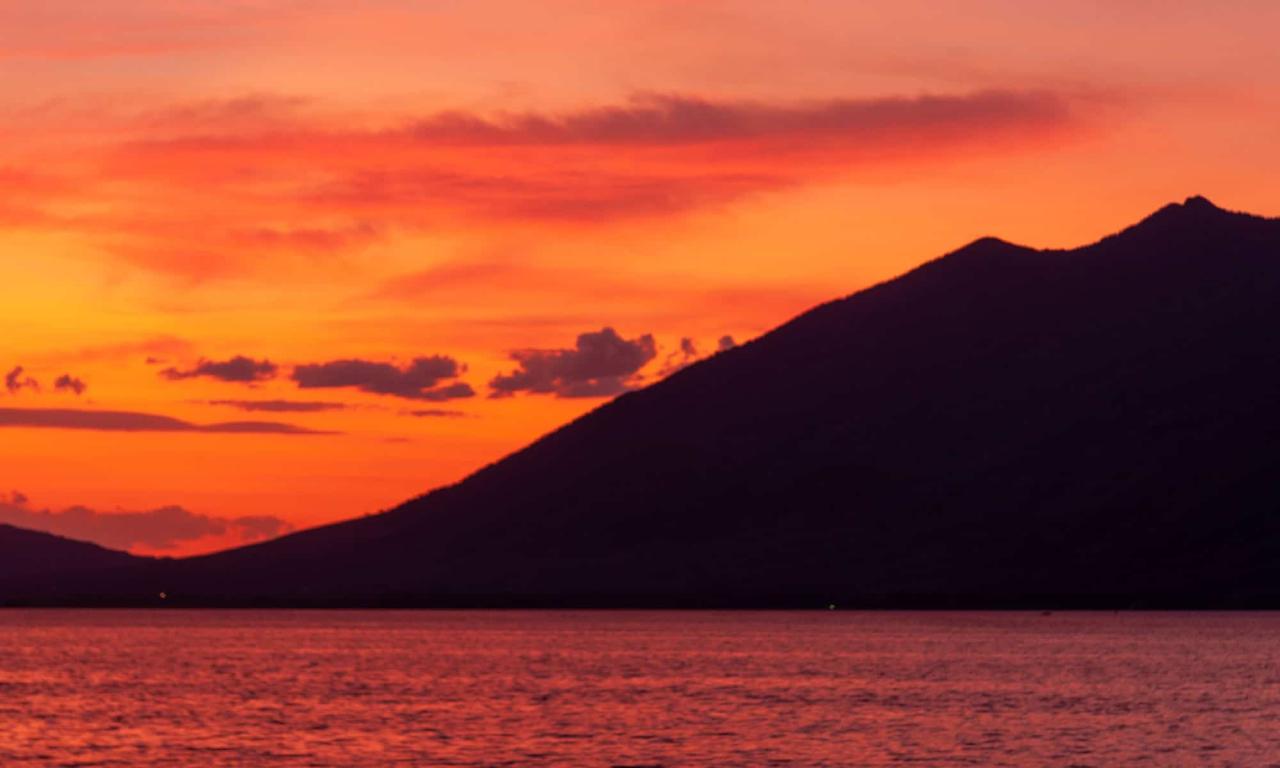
[0,611,1278,766]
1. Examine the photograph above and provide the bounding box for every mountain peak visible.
[1108,195,1259,246]
[943,235,1033,263]
[1149,195,1228,221]
[1181,194,1220,211]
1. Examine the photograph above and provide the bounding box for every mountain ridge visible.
[0,523,142,586]
[4,196,1280,608]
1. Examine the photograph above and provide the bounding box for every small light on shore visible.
[158,591,167,600]
[827,603,836,610]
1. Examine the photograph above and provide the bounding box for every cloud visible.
[404,91,1070,147]
[5,368,91,398]
[0,407,332,434]
[490,327,657,398]
[208,399,346,413]
[412,381,475,401]
[316,168,785,224]
[229,221,380,253]
[0,87,1092,282]
[53,374,87,395]
[406,408,467,418]
[291,92,1076,229]
[371,259,525,300]
[231,514,294,541]
[0,491,293,555]
[660,337,701,376]
[138,95,313,135]
[0,5,301,61]
[292,356,475,401]
[4,366,39,394]
[71,88,1086,280]
[658,334,739,377]
[68,336,194,363]
[161,355,278,383]
[105,220,386,281]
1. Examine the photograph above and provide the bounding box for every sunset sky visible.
[1,0,1277,555]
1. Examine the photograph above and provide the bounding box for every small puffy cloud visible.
[208,399,346,413]
[490,327,657,398]
[660,337,701,376]
[658,334,738,377]
[53,374,87,395]
[0,492,293,554]
[0,407,332,434]
[292,356,475,401]
[161,355,278,383]
[5,366,39,394]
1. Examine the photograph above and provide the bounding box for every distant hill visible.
[0,524,141,598]
[7,196,1280,607]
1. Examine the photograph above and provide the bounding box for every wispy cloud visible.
[39,89,1087,279]
[62,335,194,364]
[0,407,333,434]
[208,399,347,413]
[405,408,468,418]
[400,91,1071,146]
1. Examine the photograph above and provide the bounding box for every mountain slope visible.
[0,524,142,602]
[19,196,1280,606]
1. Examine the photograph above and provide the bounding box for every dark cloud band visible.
[161,355,278,383]
[0,407,332,434]
[208,399,346,413]
[405,90,1070,147]
[292,356,474,401]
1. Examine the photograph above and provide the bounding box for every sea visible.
[0,610,1277,766]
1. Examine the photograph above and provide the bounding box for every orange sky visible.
[1,0,1278,555]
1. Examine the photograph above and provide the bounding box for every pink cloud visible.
[0,490,292,555]
[9,89,1092,279]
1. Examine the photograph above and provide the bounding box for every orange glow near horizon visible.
[2,1,1279,554]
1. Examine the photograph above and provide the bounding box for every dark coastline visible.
[5,594,1280,610]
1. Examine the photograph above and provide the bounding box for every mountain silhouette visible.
[0,524,138,585]
[5,196,1280,607]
